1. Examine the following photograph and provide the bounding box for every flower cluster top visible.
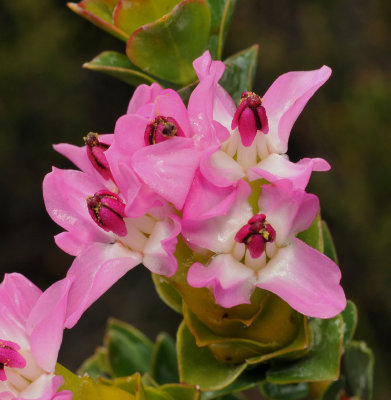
[43,51,346,319]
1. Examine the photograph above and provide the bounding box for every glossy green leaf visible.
[84,51,157,86]
[341,300,358,349]
[56,363,136,400]
[260,381,309,400]
[201,365,266,399]
[322,221,338,263]
[297,213,324,253]
[127,0,211,85]
[177,321,247,391]
[150,332,179,384]
[106,319,153,377]
[113,0,180,35]
[144,387,174,400]
[160,384,200,400]
[152,274,183,314]
[206,0,237,59]
[267,316,344,383]
[78,346,110,379]
[219,45,259,105]
[68,0,129,41]
[343,341,374,400]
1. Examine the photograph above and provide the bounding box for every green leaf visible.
[152,274,183,314]
[219,45,259,105]
[201,365,266,399]
[127,0,211,85]
[160,384,200,400]
[106,319,154,377]
[177,321,247,391]
[56,363,136,400]
[78,346,111,379]
[297,213,324,253]
[321,221,338,263]
[343,341,374,400]
[260,382,309,400]
[68,0,129,41]
[267,316,344,383]
[113,0,181,35]
[83,51,158,86]
[341,300,358,350]
[150,333,179,384]
[206,0,237,59]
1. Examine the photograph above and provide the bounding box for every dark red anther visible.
[235,214,276,259]
[84,132,113,180]
[0,339,26,381]
[86,190,127,236]
[231,91,269,147]
[144,116,185,146]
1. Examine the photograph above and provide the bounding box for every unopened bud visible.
[144,116,185,145]
[231,92,269,147]
[86,190,127,236]
[84,132,113,180]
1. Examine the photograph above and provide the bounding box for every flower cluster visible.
[43,51,346,321]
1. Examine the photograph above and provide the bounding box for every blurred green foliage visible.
[0,0,390,398]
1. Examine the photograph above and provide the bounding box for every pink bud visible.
[0,339,26,381]
[231,92,269,147]
[86,190,127,236]
[144,116,185,146]
[84,132,113,180]
[235,214,276,258]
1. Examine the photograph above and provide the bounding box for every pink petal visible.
[183,171,239,221]
[200,145,245,188]
[258,180,319,245]
[110,114,148,158]
[248,154,331,190]
[27,278,73,373]
[64,242,142,328]
[189,51,225,144]
[143,215,181,277]
[127,82,163,114]
[132,137,201,210]
[257,238,346,318]
[263,66,332,153]
[0,273,42,323]
[155,89,193,136]
[188,255,255,308]
[54,232,85,256]
[182,180,252,254]
[43,168,110,245]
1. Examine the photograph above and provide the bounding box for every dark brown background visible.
[0,0,390,397]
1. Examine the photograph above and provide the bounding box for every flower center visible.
[144,116,185,145]
[84,132,112,180]
[231,91,269,147]
[86,190,127,237]
[234,214,276,259]
[0,340,26,381]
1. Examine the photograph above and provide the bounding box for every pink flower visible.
[185,179,346,318]
[0,273,72,400]
[184,52,331,217]
[105,77,226,213]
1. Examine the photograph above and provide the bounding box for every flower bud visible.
[235,214,276,259]
[0,339,26,381]
[144,116,185,146]
[86,190,127,236]
[231,91,269,147]
[84,132,113,180]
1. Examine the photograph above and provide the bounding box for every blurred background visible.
[0,0,390,397]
